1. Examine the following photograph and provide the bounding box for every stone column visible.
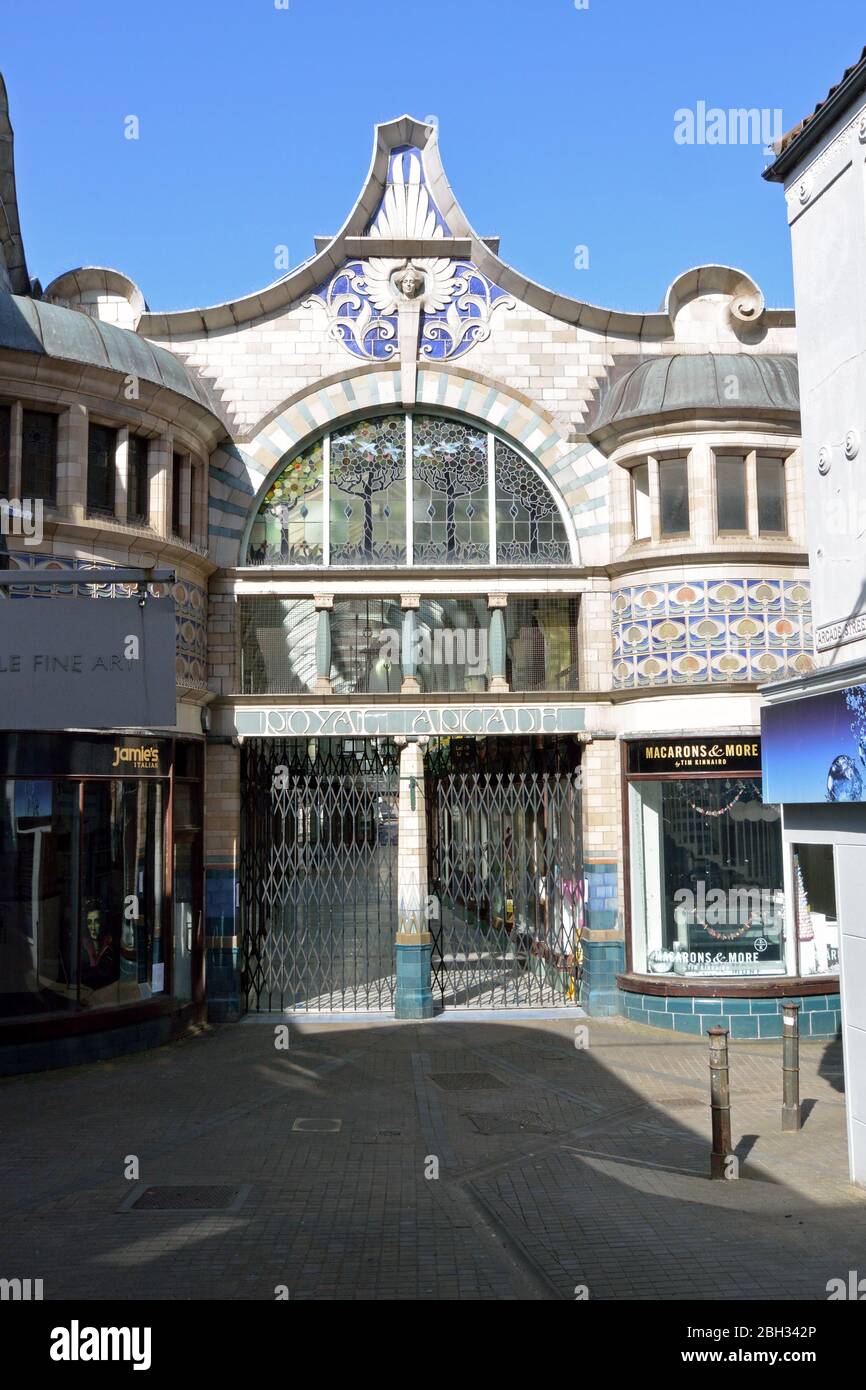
[313,594,333,694]
[487,592,509,693]
[8,400,22,498]
[115,426,129,523]
[394,737,434,1018]
[149,434,172,537]
[400,593,421,693]
[56,402,87,518]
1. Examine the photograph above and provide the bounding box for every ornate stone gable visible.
[306,148,513,365]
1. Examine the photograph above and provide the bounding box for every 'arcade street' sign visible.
[0,597,176,729]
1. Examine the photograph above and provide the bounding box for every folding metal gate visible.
[240,739,399,1011]
[426,740,583,1008]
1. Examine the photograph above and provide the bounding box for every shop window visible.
[21,409,57,504]
[715,454,747,532]
[506,595,580,691]
[757,455,787,534]
[0,780,77,1016]
[87,423,117,517]
[631,462,651,540]
[80,780,165,1008]
[629,776,785,978]
[658,457,690,536]
[0,404,10,495]
[0,774,168,1018]
[127,435,150,524]
[793,844,839,976]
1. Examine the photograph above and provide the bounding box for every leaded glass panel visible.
[247,440,325,565]
[329,416,406,565]
[412,415,489,563]
[494,439,570,564]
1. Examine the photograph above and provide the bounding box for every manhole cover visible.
[467,1112,558,1135]
[428,1072,506,1092]
[378,1128,402,1137]
[292,1118,342,1132]
[122,1185,250,1213]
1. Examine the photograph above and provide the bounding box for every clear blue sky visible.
[4,0,863,314]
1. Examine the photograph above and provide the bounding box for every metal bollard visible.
[782,1002,801,1132]
[708,1025,733,1179]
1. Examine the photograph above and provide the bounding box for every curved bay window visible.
[245,412,572,567]
[627,738,786,979]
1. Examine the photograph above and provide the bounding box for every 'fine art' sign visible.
[0,597,177,729]
[234,704,587,738]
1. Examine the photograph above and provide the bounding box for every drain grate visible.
[122,1185,250,1213]
[428,1072,506,1092]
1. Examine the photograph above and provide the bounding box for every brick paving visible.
[0,1015,864,1300]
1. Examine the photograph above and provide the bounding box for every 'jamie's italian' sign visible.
[628,737,762,775]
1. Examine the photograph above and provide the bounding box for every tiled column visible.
[204,740,242,1021]
[394,737,434,1018]
[487,593,509,693]
[579,588,612,692]
[580,735,625,1016]
[313,594,333,694]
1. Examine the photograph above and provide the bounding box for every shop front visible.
[0,732,204,1073]
[619,734,841,1037]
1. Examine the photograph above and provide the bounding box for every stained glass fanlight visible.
[245,413,572,567]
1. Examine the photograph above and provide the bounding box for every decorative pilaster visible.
[394,737,434,1019]
[487,593,509,693]
[313,594,333,694]
[400,593,421,693]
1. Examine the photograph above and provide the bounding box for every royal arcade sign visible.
[233,704,587,738]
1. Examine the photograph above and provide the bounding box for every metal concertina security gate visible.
[425,739,584,1008]
[240,736,584,1012]
[241,739,400,1012]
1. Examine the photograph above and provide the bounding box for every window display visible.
[629,769,786,978]
[793,843,839,975]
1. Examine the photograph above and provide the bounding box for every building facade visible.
[763,48,866,1183]
[0,84,841,1069]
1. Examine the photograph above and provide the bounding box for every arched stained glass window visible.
[247,439,324,564]
[412,415,489,563]
[494,439,571,565]
[245,412,573,567]
[330,417,406,565]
